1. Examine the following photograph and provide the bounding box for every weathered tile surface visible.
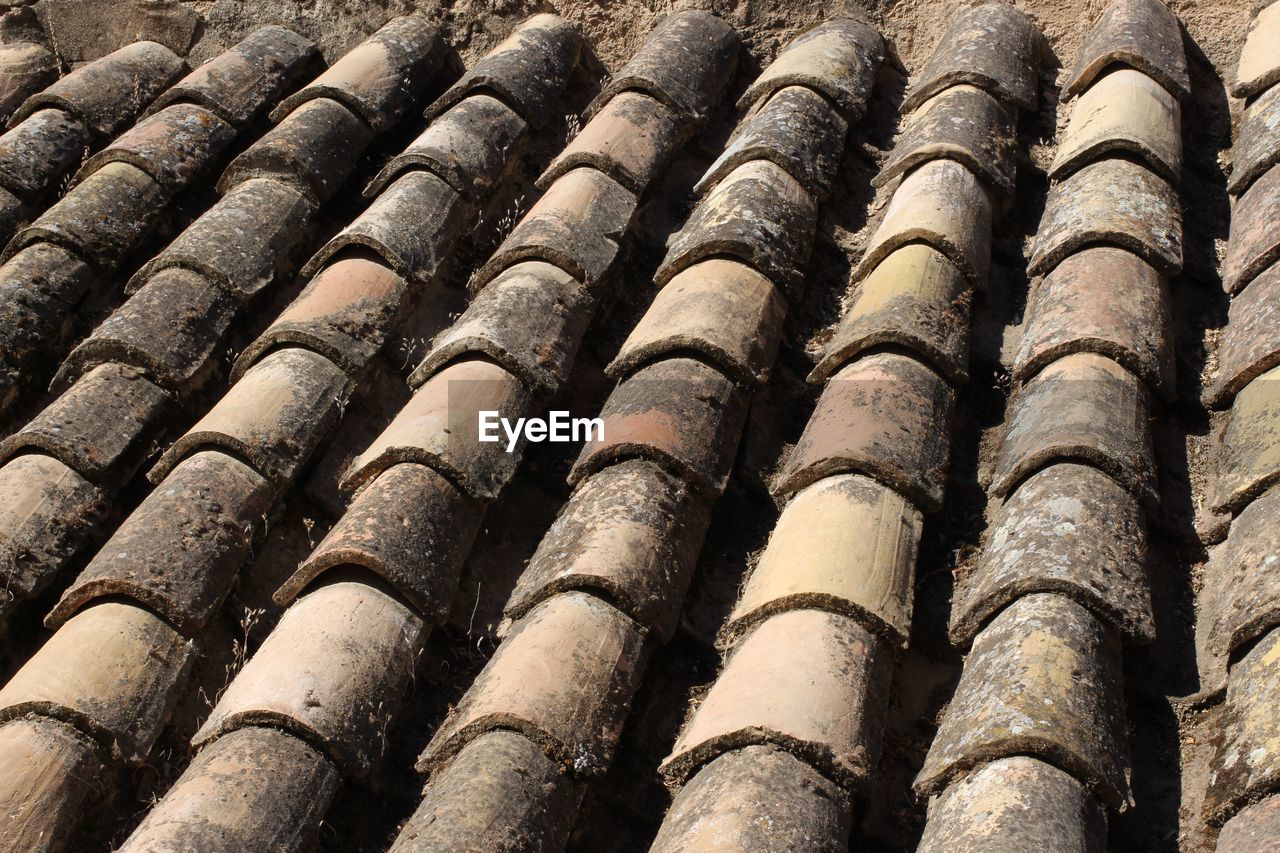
[1210,264,1280,407]
[75,103,234,192]
[739,17,883,121]
[1062,0,1190,100]
[0,718,103,853]
[1224,164,1280,295]
[1218,794,1280,852]
[0,42,56,122]
[1206,625,1280,823]
[1231,84,1280,196]
[0,108,87,196]
[1051,68,1181,183]
[1234,1,1280,98]
[543,92,684,194]
[1214,365,1280,514]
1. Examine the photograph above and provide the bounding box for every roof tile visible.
[419,590,647,775]
[877,85,1016,197]
[1051,68,1181,183]
[0,362,170,485]
[1061,0,1190,101]
[1230,83,1280,196]
[367,93,527,199]
[507,459,711,640]
[270,17,442,132]
[0,718,103,853]
[1218,794,1280,851]
[342,357,531,500]
[0,185,20,241]
[953,462,1152,646]
[1029,157,1182,277]
[542,91,684,195]
[570,356,749,497]
[47,450,273,636]
[662,608,894,789]
[73,103,235,192]
[1233,0,1280,98]
[1223,164,1280,295]
[651,744,852,853]
[281,462,484,620]
[0,42,57,123]
[0,107,88,197]
[739,18,883,122]
[9,41,185,138]
[698,86,847,201]
[916,756,1108,853]
[1209,265,1280,408]
[1206,625,1280,823]
[727,473,923,646]
[657,159,816,297]
[773,351,955,512]
[426,14,580,126]
[990,352,1155,502]
[609,258,785,386]
[854,158,992,290]
[1015,246,1174,400]
[194,580,425,777]
[409,260,590,395]
[0,601,192,760]
[586,10,738,123]
[901,3,1041,112]
[915,593,1132,809]
[471,166,636,291]
[126,177,315,300]
[121,726,340,853]
[149,347,349,488]
[812,244,971,386]
[1213,365,1280,514]
[149,25,318,127]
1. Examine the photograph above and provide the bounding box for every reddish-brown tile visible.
[1230,83,1280,196]
[74,103,235,192]
[541,92,684,195]
[739,18,883,121]
[0,42,56,123]
[0,717,104,853]
[1061,0,1189,101]
[1233,0,1280,98]
[1224,164,1280,295]
[1206,625,1280,824]
[1212,365,1280,514]
[1209,265,1280,407]
[1219,794,1280,852]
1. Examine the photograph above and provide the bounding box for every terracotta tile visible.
[1028,157,1182,277]
[657,160,816,298]
[1223,164,1280,295]
[854,158,992,290]
[343,357,531,500]
[0,185,21,242]
[420,591,646,775]
[813,244,971,386]
[0,601,192,760]
[149,25,317,127]
[901,3,1042,113]
[1206,625,1280,823]
[877,85,1016,197]
[56,266,235,395]
[586,10,737,123]
[954,462,1152,646]
[917,756,1108,853]
[1051,68,1181,183]
[915,593,1132,809]
[270,17,442,132]
[74,103,235,192]
[471,167,636,291]
[195,580,426,777]
[0,362,170,485]
[728,473,922,646]
[48,450,273,636]
[698,86,848,201]
[1061,0,1190,101]
[368,93,527,199]
[126,177,315,300]
[610,258,784,386]
[426,14,580,127]
[0,107,88,197]
[1234,1,1280,98]
[390,730,582,853]
[1209,265,1280,407]
[411,260,590,396]
[773,352,955,512]
[282,462,484,621]
[0,42,56,123]
[1219,794,1280,852]
[542,92,684,195]
[0,454,105,604]
[0,718,104,853]
[652,744,852,853]
[217,97,375,204]
[572,356,748,497]
[662,608,894,789]
[508,459,711,640]
[121,726,340,853]
[9,40,185,138]
[302,170,471,285]
[1229,83,1280,196]
[990,352,1155,503]
[8,161,167,272]
[1213,365,1280,514]
[1015,246,1174,400]
[739,18,883,122]
[150,347,349,488]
